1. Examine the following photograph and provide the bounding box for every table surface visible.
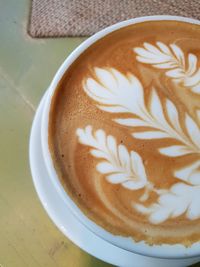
[0,1,199,267]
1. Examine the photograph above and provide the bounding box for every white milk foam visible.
[76,42,200,224]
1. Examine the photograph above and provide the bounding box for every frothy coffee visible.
[49,20,200,245]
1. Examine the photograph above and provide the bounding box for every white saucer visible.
[29,93,200,267]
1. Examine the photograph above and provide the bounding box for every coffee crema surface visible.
[49,21,200,245]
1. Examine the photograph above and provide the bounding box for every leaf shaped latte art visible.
[134,42,200,94]
[134,183,200,224]
[76,125,148,190]
[134,160,200,224]
[83,67,200,157]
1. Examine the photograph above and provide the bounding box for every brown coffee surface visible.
[49,21,200,245]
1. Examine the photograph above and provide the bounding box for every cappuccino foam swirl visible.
[49,21,200,245]
[81,66,200,224]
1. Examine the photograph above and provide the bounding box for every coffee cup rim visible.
[40,15,200,259]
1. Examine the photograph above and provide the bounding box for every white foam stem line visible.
[153,188,169,195]
[131,103,197,152]
[139,182,154,202]
[94,175,139,230]
[139,183,168,202]
[127,99,192,150]
[138,105,198,153]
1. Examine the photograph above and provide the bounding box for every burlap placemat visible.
[28,0,200,37]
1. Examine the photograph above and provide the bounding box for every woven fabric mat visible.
[28,0,200,37]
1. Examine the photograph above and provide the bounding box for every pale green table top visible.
[0,1,199,267]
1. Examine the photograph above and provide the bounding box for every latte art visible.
[83,67,200,155]
[134,42,200,94]
[77,126,149,191]
[49,21,200,245]
[80,66,200,224]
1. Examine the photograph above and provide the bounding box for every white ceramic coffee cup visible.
[40,15,200,260]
